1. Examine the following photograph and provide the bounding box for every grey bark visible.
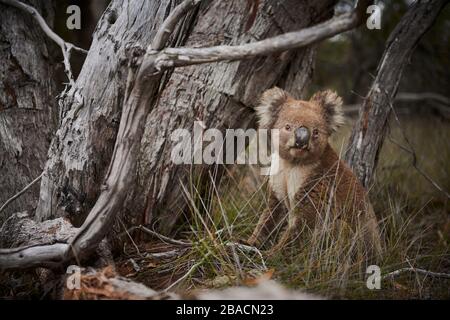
[0,0,58,222]
[344,0,448,188]
[35,0,337,235]
[0,211,76,248]
[0,0,375,270]
[35,0,194,225]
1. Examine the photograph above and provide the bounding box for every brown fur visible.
[248,88,381,257]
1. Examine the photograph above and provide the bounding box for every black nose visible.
[295,126,310,147]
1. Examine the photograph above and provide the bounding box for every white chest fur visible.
[269,153,315,210]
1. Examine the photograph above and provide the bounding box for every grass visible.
[119,114,449,299]
[3,114,447,299]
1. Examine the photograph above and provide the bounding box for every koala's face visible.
[256,87,344,165]
[274,100,330,163]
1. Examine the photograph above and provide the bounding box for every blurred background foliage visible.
[312,0,450,106]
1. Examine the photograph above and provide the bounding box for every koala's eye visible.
[313,129,319,137]
[285,124,292,131]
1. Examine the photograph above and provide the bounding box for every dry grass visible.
[121,114,449,299]
[2,115,447,299]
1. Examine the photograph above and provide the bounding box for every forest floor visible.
[1,114,449,299]
[115,114,450,299]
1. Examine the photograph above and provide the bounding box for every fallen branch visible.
[0,0,88,85]
[383,267,450,280]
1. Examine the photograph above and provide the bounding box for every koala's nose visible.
[295,126,310,148]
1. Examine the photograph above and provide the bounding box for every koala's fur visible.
[248,88,381,257]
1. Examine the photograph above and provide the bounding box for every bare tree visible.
[345,0,448,188]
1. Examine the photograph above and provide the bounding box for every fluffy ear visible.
[255,87,290,129]
[310,90,345,133]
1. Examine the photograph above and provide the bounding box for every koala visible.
[248,87,381,257]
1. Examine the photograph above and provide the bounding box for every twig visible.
[0,172,43,214]
[0,0,88,85]
[124,224,266,270]
[383,267,450,280]
[119,219,142,256]
[226,242,267,271]
[163,252,212,292]
[145,249,185,259]
[138,226,192,247]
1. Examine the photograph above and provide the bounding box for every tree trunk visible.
[35,0,196,225]
[35,0,337,235]
[344,0,447,188]
[132,0,335,234]
[0,0,58,223]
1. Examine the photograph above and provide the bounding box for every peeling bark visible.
[35,0,194,225]
[0,0,58,223]
[0,211,75,248]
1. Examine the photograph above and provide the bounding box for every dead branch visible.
[137,225,191,247]
[0,0,88,85]
[144,0,370,73]
[0,0,372,270]
[383,267,450,280]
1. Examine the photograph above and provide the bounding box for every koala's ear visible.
[255,87,290,129]
[310,90,345,133]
